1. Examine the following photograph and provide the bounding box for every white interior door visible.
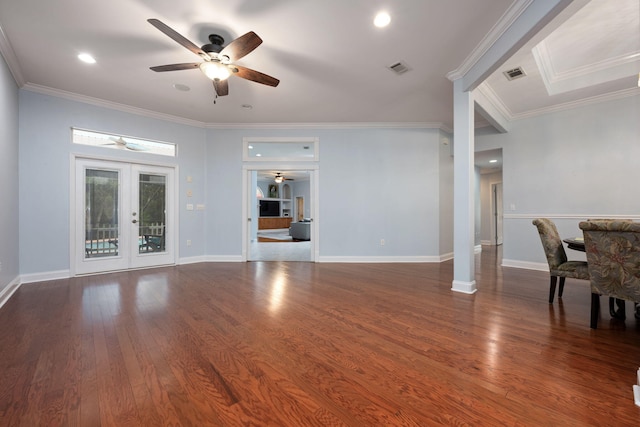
[74,159,175,275]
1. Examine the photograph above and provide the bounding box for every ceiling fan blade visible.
[213,79,229,96]
[232,65,280,87]
[150,63,200,72]
[220,31,262,62]
[148,19,210,60]
[125,143,148,151]
[109,136,127,146]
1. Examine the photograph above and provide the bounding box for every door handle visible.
[132,219,138,224]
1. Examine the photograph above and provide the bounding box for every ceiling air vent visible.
[503,67,526,81]
[388,61,410,75]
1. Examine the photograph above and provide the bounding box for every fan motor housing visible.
[202,34,224,55]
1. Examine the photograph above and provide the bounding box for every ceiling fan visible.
[274,172,293,183]
[104,137,148,151]
[147,18,280,99]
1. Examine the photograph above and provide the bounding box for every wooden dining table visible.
[563,237,585,252]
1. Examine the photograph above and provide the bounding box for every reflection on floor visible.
[249,240,312,261]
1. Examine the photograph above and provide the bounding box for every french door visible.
[74,158,175,275]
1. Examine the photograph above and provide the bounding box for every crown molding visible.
[446,0,534,81]
[206,122,451,131]
[510,87,640,120]
[22,83,451,132]
[23,83,208,127]
[533,39,640,95]
[475,82,514,120]
[476,81,639,123]
[0,22,25,86]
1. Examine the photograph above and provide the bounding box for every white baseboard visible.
[178,256,210,265]
[318,255,442,263]
[439,252,454,262]
[179,255,245,264]
[15,255,543,284]
[0,276,21,309]
[502,259,548,271]
[204,255,244,262]
[452,279,477,294]
[20,270,71,284]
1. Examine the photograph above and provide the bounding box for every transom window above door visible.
[243,137,318,161]
[72,128,176,157]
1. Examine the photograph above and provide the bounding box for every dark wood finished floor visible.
[1,247,639,426]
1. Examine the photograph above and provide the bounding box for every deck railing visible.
[85,222,165,257]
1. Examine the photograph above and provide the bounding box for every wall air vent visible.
[503,67,526,81]
[388,61,410,75]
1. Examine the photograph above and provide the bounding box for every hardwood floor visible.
[1,247,639,426]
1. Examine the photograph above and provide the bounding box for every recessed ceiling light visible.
[173,83,190,92]
[77,53,96,64]
[256,153,262,157]
[489,159,498,163]
[374,11,391,28]
[248,145,254,149]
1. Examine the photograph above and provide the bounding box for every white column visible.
[452,78,477,294]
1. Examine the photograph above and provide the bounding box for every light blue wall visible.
[476,94,640,267]
[0,52,19,289]
[206,127,444,259]
[17,91,450,275]
[318,127,441,257]
[18,91,207,274]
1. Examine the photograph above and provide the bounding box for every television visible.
[259,200,280,217]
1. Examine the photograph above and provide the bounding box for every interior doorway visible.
[245,169,317,262]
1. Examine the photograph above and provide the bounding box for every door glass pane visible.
[138,174,166,254]
[85,169,119,258]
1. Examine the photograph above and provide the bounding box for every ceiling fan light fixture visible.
[274,175,283,183]
[199,62,230,81]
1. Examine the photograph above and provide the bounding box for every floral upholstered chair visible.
[579,220,640,329]
[532,218,590,303]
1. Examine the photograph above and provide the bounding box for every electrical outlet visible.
[380,239,385,246]
[186,240,192,247]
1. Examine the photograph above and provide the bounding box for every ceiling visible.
[0,0,638,171]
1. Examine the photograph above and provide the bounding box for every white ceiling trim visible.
[23,83,452,132]
[207,122,451,131]
[23,83,207,127]
[509,87,640,120]
[533,40,640,95]
[478,82,640,123]
[446,0,534,81]
[0,23,24,86]
[475,82,514,121]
